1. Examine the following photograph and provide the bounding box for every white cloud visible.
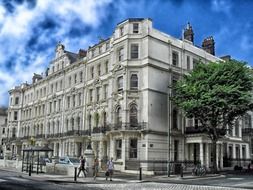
[211,0,232,15]
[0,0,113,106]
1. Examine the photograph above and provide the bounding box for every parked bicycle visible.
[192,164,206,176]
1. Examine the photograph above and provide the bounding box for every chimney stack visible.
[202,36,215,55]
[183,22,194,43]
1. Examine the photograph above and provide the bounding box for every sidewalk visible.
[0,166,225,184]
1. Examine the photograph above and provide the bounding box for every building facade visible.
[5,18,252,172]
[0,108,7,158]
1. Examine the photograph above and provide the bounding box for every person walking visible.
[93,157,99,180]
[106,157,114,181]
[77,156,86,177]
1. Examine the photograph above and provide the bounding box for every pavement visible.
[0,166,226,184]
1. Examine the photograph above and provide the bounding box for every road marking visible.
[0,179,7,182]
[228,178,243,180]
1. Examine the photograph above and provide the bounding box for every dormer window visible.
[133,23,139,33]
[91,49,95,57]
[120,26,124,36]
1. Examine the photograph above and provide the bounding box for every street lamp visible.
[167,85,172,177]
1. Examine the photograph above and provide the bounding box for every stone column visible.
[53,143,57,156]
[205,143,210,169]
[220,144,224,169]
[200,143,204,165]
[233,144,236,159]
[122,138,126,170]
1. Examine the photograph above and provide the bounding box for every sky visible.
[0,0,253,107]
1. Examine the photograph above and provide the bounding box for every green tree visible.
[173,60,253,173]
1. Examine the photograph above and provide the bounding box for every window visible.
[105,61,109,73]
[133,23,139,33]
[251,139,253,154]
[68,76,71,86]
[103,85,108,99]
[55,82,58,91]
[130,74,138,90]
[50,84,53,93]
[118,48,124,62]
[58,99,61,111]
[106,42,110,50]
[194,118,198,128]
[98,64,101,76]
[74,74,77,84]
[14,111,18,121]
[235,119,240,136]
[103,112,107,127]
[130,44,139,59]
[49,102,52,113]
[15,97,19,105]
[129,139,138,158]
[2,128,5,134]
[244,114,252,128]
[96,87,100,102]
[73,94,76,107]
[54,101,56,112]
[116,139,122,159]
[117,76,123,91]
[116,107,122,126]
[80,72,83,82]
[193,58,198,69]
[91,49,95,57]
[91,66,94,78]
[172,51,179,66]
[174,140,179,161]
[89,89,93,102]
[119,26,124,36]
[130,105,138,126]
[172,109,178,129]
[187,56,190,70]
[67,97,70,108]
[77,117,81,130]
[78,93,82,106]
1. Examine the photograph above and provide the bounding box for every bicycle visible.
[192,164,206,176]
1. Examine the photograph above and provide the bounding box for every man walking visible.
[77,156,86,177]
[106,157,114,181]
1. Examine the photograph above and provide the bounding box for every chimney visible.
[202,36,215,55]
[183,22,194,43]
[32,73,42,84]
[78,49,87,58]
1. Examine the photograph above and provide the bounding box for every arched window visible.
[129,105,138,127]
[172,109,178,129]
[116,107,122,126]
[130,74,138,90]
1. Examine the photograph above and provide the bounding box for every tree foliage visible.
[173,60,253,172]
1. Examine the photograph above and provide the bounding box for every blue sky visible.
[0,0,252,106]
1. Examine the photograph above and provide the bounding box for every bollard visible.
[29,164,32,176]
[139,167,142,181]
[168,163,170,177]
[74,167,77,182]
[180,164,183,178]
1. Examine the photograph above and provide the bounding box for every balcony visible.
[185,126,226,135]
[107,122,147,132]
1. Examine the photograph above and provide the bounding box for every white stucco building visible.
[6,18,252,172]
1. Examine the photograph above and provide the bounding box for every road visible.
[0,169,252,190]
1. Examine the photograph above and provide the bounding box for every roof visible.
[117,18,151,25]
[0,108,7,116]
[23,145,53,152]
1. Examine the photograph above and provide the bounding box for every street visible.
[0,169,253,190]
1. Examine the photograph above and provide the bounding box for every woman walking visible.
[93,157,99,180]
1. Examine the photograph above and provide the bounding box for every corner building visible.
[6,18,251,172]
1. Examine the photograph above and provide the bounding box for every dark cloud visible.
[1,0,37,13]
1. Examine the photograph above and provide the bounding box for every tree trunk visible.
[212,140,218,173]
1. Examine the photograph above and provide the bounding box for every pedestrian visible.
[77,156,86,177]
[93,157,99,180]
[106,157,114,181]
